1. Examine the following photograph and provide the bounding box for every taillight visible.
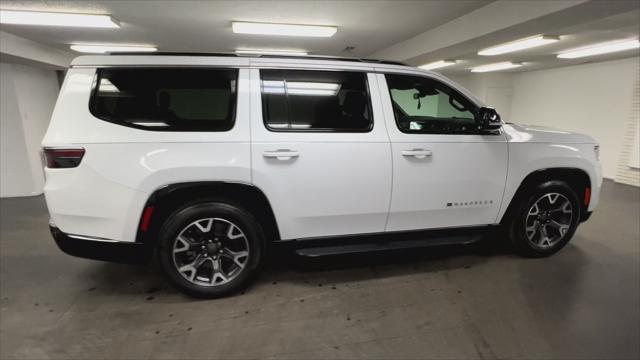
[43,147,85,168]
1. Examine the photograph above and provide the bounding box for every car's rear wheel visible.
[158,202,263,298]
[508,181,581,257]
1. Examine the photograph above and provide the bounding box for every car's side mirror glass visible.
[478,107,502,131]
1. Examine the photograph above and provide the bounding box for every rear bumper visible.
[50,226,150,264]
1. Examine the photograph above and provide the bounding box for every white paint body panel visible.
[375,74,508,231]
[250,70,392,240]
[42,55,602,244]
[43,64,252,241]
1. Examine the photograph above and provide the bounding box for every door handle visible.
[263,149,300,160]
[402,149,432,159]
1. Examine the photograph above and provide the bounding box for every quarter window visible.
[91,68,237,131]
[385,74,479,134]
[261,69,372,132]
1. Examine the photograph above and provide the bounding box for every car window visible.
[91,68,237,131]
[261,69,372,132]
[385,74,479,134]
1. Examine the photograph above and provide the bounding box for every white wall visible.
[448,57,640,181]
[449,73,514,120]
[0,62,60,197]
[509,57,640,180]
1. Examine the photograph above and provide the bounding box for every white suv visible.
[42,54,602,297]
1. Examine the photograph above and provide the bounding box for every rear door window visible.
[91,68,237,131]
[260,69,373,132]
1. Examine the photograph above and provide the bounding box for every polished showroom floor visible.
[1,180,638,359]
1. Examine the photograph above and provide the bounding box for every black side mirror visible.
[478,107,502,131]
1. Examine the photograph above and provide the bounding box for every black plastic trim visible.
[51,226,150,264]
[500,167,592,224]
[134,181,282,248]
[280,225,498,257]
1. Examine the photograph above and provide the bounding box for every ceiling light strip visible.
[419,60,458,70]
[470,62,523,73]
[235,48,308,56]
[0,10,119,28]
[479,35,559,56]
[557,39,639,59]
[232,21,337,37]
[70,45,158,53]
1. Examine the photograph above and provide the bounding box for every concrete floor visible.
[0,180,638,359]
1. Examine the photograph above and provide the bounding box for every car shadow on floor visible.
[81,235,514,299]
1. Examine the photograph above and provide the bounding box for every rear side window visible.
[260,69,372,132]
[91,68,237,131]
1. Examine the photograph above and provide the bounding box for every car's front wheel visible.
[158,202,263,298]
[508,181,581,257]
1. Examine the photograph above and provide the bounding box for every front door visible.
[250,68,392,240]
[378,73,508,232]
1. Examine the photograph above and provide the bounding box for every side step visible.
[289,226,495,258]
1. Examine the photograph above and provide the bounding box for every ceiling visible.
[417,1,640,75]
[0,0,638,74]
[0,0,489,57]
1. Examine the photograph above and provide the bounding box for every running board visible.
[289,226,495,258]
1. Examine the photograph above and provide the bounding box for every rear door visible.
[377,72,508,231]
[250,68,392,240]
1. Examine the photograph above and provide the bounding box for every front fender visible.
[497,142,602,221]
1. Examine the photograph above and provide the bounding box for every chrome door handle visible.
[263,149,300,160]
[402,149,432,159]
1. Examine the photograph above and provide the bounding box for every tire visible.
[158,202,264,298]
[508,181,581,258]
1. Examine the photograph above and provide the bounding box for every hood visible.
[503,123,597,144]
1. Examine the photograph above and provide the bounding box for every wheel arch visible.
[500,167,591,224]
[135,182,281,251]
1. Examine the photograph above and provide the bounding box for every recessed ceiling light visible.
[471,62,524,73]
[231,21,337,37]
[557,39,639,59]
[478,35,559,56]
[0,10,119,28]
[418,60,458,70]
[235,48,308,56]
[70,44,157,53]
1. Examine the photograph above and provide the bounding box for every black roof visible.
[107,52,408,66]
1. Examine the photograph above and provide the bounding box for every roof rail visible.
[106,51,408,66]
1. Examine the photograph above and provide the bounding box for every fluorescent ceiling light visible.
[479,35,559,56]
[471,62,523,73]
[0,10,119,28]
[235,48,308,56]
[232,21,337,37]
[557,39,639,59]
[262,80,340,96]
[70,44,158,53]
[419,60,457,70]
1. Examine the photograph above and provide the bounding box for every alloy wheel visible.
[525,192,573,249]
[172,218,249,287]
